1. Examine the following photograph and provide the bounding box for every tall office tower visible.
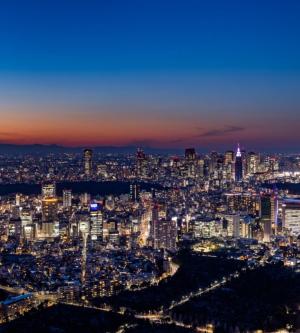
[79,220,90,284]
[130,183,141,202]
[223,214,240,238]
[139,209,151,246]
[234,144,243,182]
[224,150,234,165]
[282,199,300,236]
[209,151,218,174]
[15,193,21,206]
[224,151,234,180]
[20,210,32,227]
[83,148,93,176]
[80,192,91,206]
[270,190,279,233]
[185,149,197,178]
[247,152,259,175]
[153,218,177,250]
[97,164,108,178]
[136,148,147,178]
[260,194,272,242]
[185,148,196,160]
[198,159,205,177]
[42,198,58,223]
[90,203,103,241]
[105,196,115,211]
[20,210,34,240]
[63,189,72,208]
[41,198,58,238]
[42,183,56,198]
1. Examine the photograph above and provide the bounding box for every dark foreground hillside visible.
[170,264,300,332]
[0,304,131,333]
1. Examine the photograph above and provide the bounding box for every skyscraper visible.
[39,183,58,239]
[42,183,56,199]
[235,144,243,182]
[83,149,93,176]
[90,203,103,241]
[185,148,196,160]
[282,199,300,236]
[153,218,177,250]
[247,152,259,175]
[63,189,72,208]
[136,148,147,178]
[260,194,272,242]
[130,183,140,202]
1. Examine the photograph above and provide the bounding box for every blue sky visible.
[0,0,300,151]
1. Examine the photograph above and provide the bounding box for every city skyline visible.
[1,1,300,151]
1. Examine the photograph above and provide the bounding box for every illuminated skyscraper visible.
[235,144,243,182]
[42,198,58,223]
[224,150,234,165]
[83,148,93,176]
[90,203,103,241]
[42,183,56,198]
[185,148,196,160]
[223,214,240,238]
[130,183,140,202]
[282,199,300,236]
[136,148,147,178]
[15,193,21,206]
[153,218,177,250]
[260,194,272,242]
[247,152,259,175]
[39,183,58,238]
[224,151,234,181]
[40,198,58,238]
[79,219,90,284]
[63,189,72,208]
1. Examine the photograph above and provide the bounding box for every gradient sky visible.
[1,0,300,151]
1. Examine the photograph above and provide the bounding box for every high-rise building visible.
[40,183,58,239]
[40,198,58,238]
[80,192,91,206]
[15,193,21,206]
[282,199,300,236]
[224,150,234,165]
[63,189,72,208]
[185,148,196,160]
[247,152,259,175]
[271,191,279,233]
[136,148,147,178]
[260,194,272,242]
[235,144,243,182]
[42,198,58,223]
[20,209,35,240]
[153,218,177,250]
[90,203,103,241]
[42,183,56,199]
[130,183,140,202]
[83,149,93,176]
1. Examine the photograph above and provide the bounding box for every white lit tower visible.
[235,144,243,182]
[79,219,90,284]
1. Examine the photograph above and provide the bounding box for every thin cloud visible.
[197,126,245,138]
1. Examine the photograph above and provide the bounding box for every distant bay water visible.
[264,182,300,194]
[0,181,162,197]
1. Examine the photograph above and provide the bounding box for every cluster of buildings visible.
[0,145,300,320]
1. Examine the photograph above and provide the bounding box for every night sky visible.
[1,0,300,151]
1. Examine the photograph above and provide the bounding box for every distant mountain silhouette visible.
[0,144,182,155]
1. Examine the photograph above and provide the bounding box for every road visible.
[0,284,58,302]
